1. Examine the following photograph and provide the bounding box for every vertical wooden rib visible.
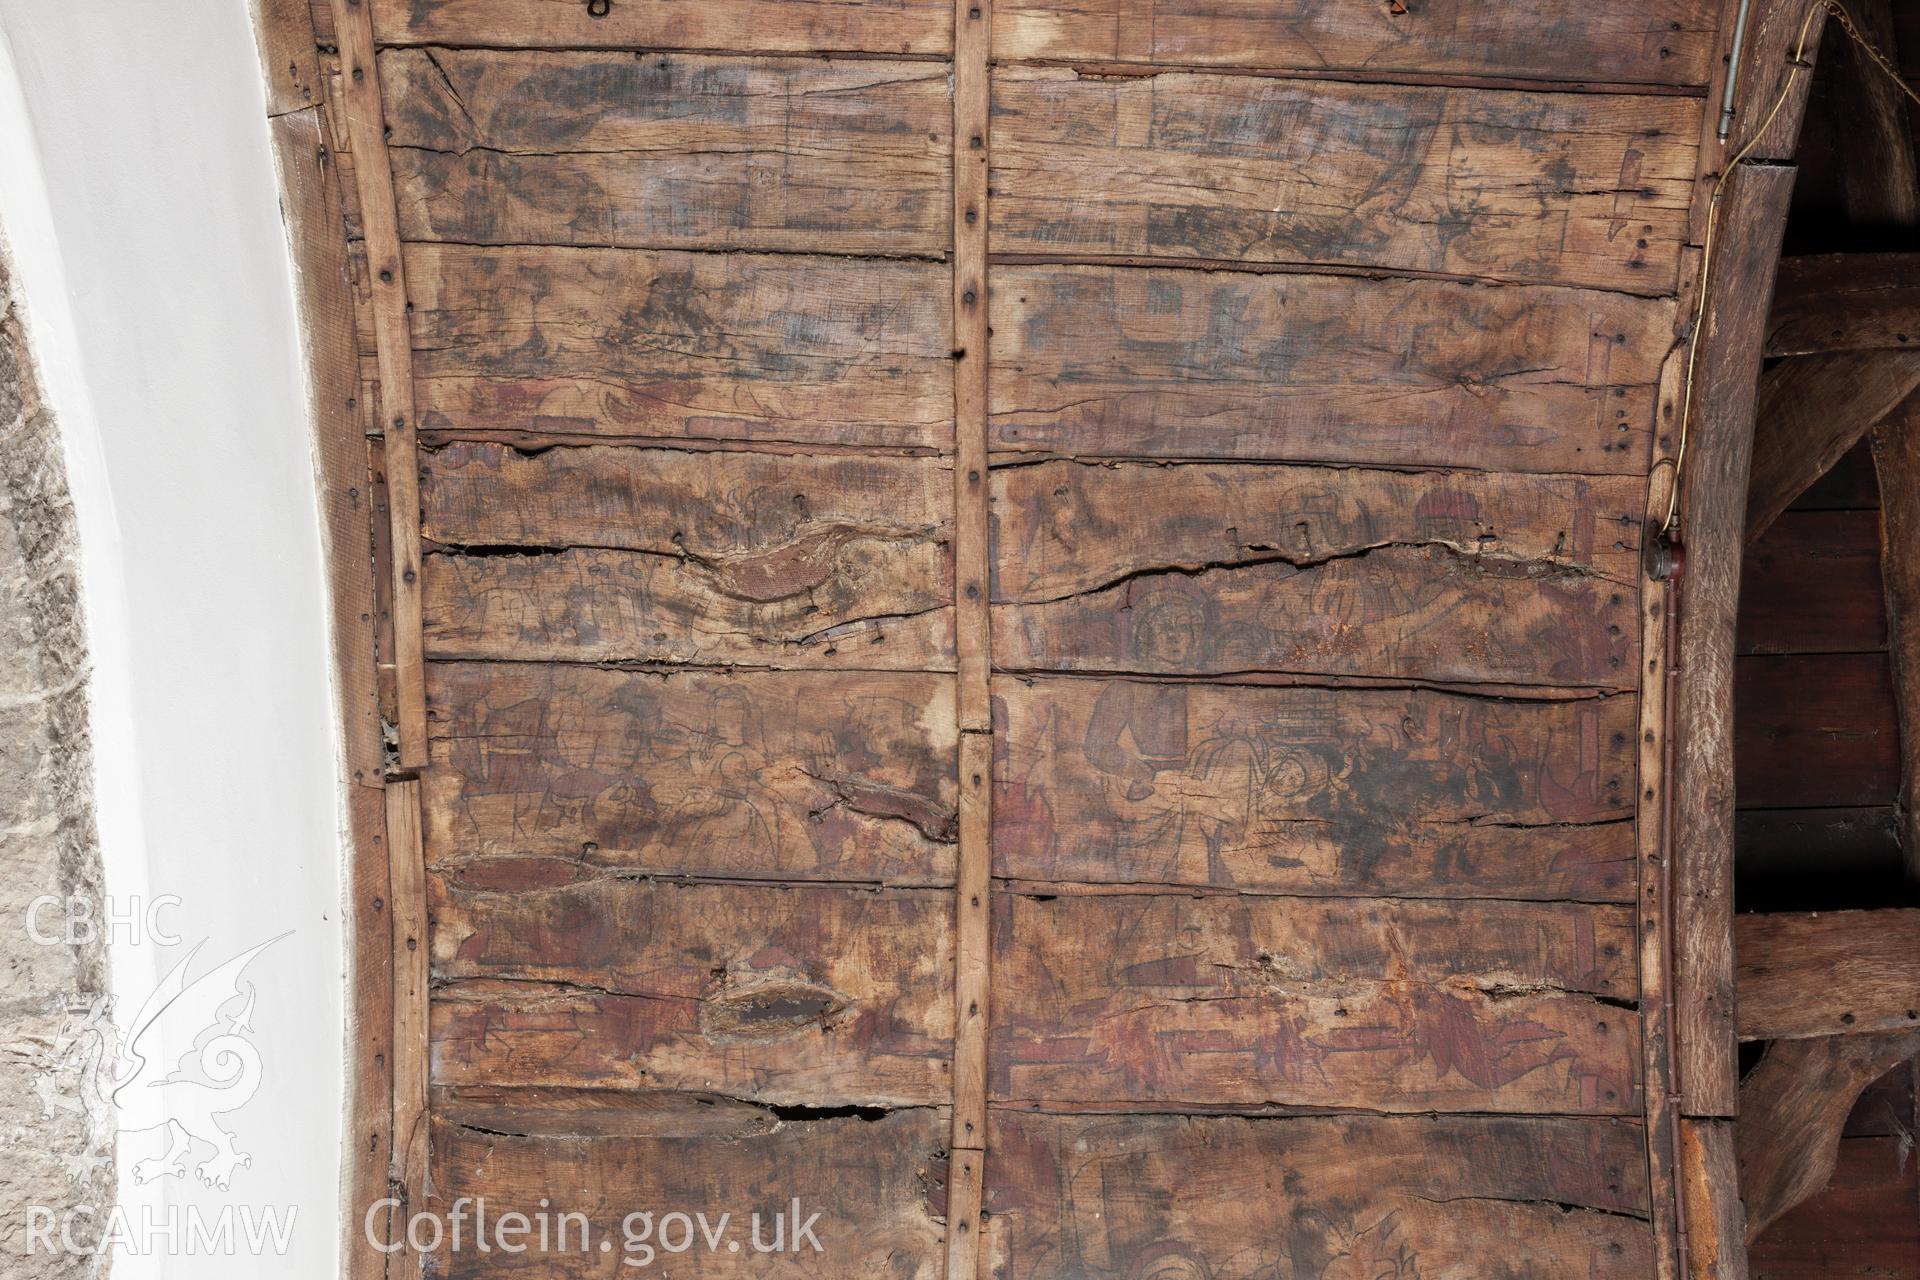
[947,0,991,1273]
[385,776,429,1253]
[330,0,427,769]
[1871,393,1920,878]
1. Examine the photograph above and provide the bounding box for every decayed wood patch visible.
[991,892,1641,1112]
[369,0,952,57]
[993,461,1645,599]
[990,265,1671,470]
[382,50,949,254]
[991,69,1698,293]
[432,1109,945,1278]
[993,0,1717,87]
[985,1112,1654,1277]
[992,544,1638,687]
[430,871,953,1105]
[406,244,952,447]
[995,677,1635,901]
[424,663,957,883]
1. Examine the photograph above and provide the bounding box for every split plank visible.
[990,69,1699,294]
[992,544,1638,687]
[1746,351,1920,543]
[995,677,1637,901]
[984,1112,1654,1278]
[990,265,1673,470]
[1766,253,1920,357]
[368,0,951,56]
[431,870,953,1105]
[423,662,958,883]
[992,0,1718,87]
[406,244,952,448]
[382,50,949,254]
[991,892,1642,1112]
[1734,909,1920,1041]
[430,1108,945,1277]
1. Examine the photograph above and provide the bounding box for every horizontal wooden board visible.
[383,50,949,254]
[991,69,1699,293]
[1735,653,1900,810]
[992,544,1638,686]
[985,1112,1653,1278]
[424,663,957,882]
[1767,252,1920,358]
[995,677,1636,900]
[369,0,951,56]
[990,265,1672,469]
[993,0,1718,87]
[1734,909,1920,1041]
[993,460,1645,600]
[431,1108,945,1277]
[406,244,952,448]
[1738,510,1888,655]
[991,892,1641,1111]
[431,870,953,1105]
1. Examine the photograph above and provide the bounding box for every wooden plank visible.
[381,50,949,255]
[430,870,954,1105]
[1680,1116,1750,1279]
[423,662,958,884]
[989,265,1674,470]
[385,779,429,1251]
[992,0,1719,87]
[368,0,951,56]
[1749,1134,1920,1277]
[990,892,1641,1112]
[950,735,991,1143]
[1721,0,1829,163]
[992,543,1638,687]
[248,0,324,116]
[330,0,429,768]
[429,1107,946,1276]
[1671,159,1797,1120]
[1746,351,1920,542]
[984,1112,1654,1278]
[989,69,1699,294]
[1737,1029,1920,1242]
[995,677,1637,901]
[1734,909,1920,1041]
[1766,253,1920,357]
[407,244,952,449]
[1872,392,1920,875]
[1735,653,1900,810]
[1737,510,1888,654]
[993,461,1646,601]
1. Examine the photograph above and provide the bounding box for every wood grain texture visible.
[991,892,1642,1112]
[990,69,1699,293]
[1746,351,1920,542]
[1734,909,1920,1041]
[1737,510,1888,654]
[1827,0,1919,229]
[407,244,952,448]
[1680,1117,1750,1279]
[368,0,951,55]
[995,677,1636,901]
[1749,1134,1920,1278]
[382,50,950,254]
[431,870,953,1105]
[430,1107,946,1277]
[992,0,1718,87]
[1767,253,1920,357]
[386,779,430,1266]
[1735,653,1899,810]
[424,662,958,883]
[989,265,1673,469]
[983,1112,1654,1278]
[1871,393,1920,875]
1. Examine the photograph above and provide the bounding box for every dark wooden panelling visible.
[991,892,1641,1112]
[406,245,952,449]
[1767,253,1920,357]
[989,266,1672,469]
[431,870,953,1105]
[1735,653,1901,810]
[369,0,952,56]
[1789,439,1882,510]
[995,677,1636,901]
[1749,1136,1920,1279]
[382,51,949,254]
[1738,806,1905,876]
[424,663,958,883]
[993,0,1718,87]
[991,69,1699,293]
[985,1112,1654,1278]
[1738,510,1889,654]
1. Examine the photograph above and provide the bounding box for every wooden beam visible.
[1872,391,1920,878]
[1674,159,1799,1120]
[1744,350,1920,542]
[1828,0,1919,229]
[1735,909,1920,1040]
[1766,253,1920,357]
[1736,1029,1920,1242]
